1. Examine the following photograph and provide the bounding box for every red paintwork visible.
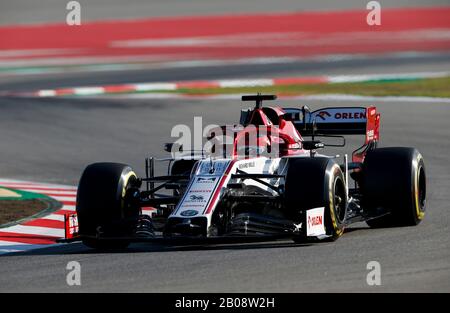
[210,105,379,162]
[208,106,307,159]
[204,160,236,215]
[353,106,380,163]
[0,8,449,63]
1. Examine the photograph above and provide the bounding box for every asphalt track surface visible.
[1,0,450,293]
[0,83,450,292]
[1,55,450,183]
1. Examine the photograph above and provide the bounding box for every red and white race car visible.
[61,94,427,249]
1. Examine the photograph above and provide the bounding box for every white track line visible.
[41,214,66,222]
[25,190,77,195]
[327,71,450,83]
[0,181,77,190]
[3,225,64,238]
[109,93,450,103]
[296,94,450,103]
[134,83,177,91]
[58,205,76,212]
[46,196,76,202]
[8,69,448,98]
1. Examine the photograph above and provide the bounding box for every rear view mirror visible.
[240,109,251,126]
[281,112,300,122]
[307,135,346,147]
[302,140,325,151]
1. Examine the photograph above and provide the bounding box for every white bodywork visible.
[169,152,345,237]
[170,157,288,227]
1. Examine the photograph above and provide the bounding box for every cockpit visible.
[207,104,303,159]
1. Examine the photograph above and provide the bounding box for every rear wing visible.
[284,106,380,145]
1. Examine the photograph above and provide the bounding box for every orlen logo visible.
[317,111,331,120]
[335,112,366,120]
[308,215,323,228]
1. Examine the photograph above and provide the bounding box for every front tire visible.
[362,147,426,228]
[76,162,140,249]
[285,157,347,242]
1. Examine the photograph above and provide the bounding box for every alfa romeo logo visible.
[180,210,198,217]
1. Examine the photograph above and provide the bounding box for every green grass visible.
[0,187,49,201]
[167,77,450,98]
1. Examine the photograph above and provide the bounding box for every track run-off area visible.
[0,7,449,77]
[0,180,76,254]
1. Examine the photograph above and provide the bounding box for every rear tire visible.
[285,157,347,242]
[76,162,140,249]
[362,147,426,228]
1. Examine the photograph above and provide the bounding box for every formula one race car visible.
[60,94,427,249]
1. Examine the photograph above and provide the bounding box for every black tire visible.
[76,162,140,249]
[362,147,426,228]
[285,157,347,242]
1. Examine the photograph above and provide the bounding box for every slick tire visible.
[285,157,347,242]
[362,147,426,228]
[76,162,139,249]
